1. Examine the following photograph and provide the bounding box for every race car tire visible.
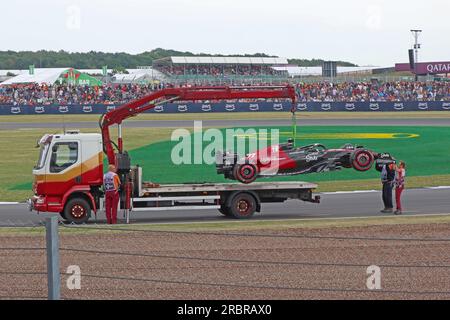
[351,149,374,171]
[233,163,258,184]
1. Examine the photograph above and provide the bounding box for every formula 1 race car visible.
[216,139,394,184]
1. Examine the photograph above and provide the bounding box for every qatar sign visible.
[395,61,450,74]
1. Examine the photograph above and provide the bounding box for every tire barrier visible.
[1,101,449,115]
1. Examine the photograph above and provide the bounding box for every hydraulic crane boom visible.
[100,85,297,165]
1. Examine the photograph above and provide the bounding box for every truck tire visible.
[351,149,374,171]
[64,198,91,224]
[219,205,231,217]
[233,163,258,184]
[59,211,67,220]
[228,192,257,219]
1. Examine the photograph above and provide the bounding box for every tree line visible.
[0,48,357,70]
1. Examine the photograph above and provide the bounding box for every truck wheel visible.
[229,193,256,219]
[233,163,258,184]
[351,149,374,171]
[64,198,91,224]
[219,205,231,217]
[59,211,67,220]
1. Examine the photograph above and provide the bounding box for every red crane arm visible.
[100,85,297,165]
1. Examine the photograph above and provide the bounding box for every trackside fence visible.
[1,101,450,115]
[0,216,450,299]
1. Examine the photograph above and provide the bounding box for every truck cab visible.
[29,131,104,223]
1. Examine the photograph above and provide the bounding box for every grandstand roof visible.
[113,68,163,83]
[272,66,382,76]
[166,56,288,65]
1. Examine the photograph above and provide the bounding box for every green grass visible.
[1,111,450,123]
[2,123,450,202]
[129,125,450,184]
[1,214,449,236]
[315,175,450,192]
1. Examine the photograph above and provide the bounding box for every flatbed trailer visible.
[128,167,320,219]
[30,132,320,223]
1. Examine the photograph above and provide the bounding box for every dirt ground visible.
[1,222,449,300]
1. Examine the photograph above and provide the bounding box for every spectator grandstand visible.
[156,64,283,76]
[294,81,450,102]
[153,56,289,78]
[0,81,448,106]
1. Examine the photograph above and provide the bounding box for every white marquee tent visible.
[1,68,70,85]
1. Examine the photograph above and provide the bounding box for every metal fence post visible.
[46,216,60,300]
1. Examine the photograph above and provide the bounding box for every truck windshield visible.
[35,144,50,170]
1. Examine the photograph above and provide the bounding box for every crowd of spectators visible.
[0,82,166,106]
[0,81,449,106]
[155,64,285,76]
[294,81,450,102]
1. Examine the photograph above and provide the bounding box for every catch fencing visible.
[1,216,450,299]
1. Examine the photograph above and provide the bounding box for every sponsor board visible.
[418,102,428,110]
[273,103,283,111]
[58,106,69,113]
[369,103,380,111]
[10,106,21,114]
[321,103,331,111]
[297,103,307,111]
[225,104,235,111]
[34,106,45,114]
[249,103,259,111]
[82,106,93,113]
[345,103,355,111]
[154,105,164,112]
[201,104,211,112]
[0,101,448,115]
[177,105,188,112]
[393,103,404,110]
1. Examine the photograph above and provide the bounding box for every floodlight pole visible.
[410,29,422,81]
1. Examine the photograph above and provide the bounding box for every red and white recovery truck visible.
[28,86,320,223]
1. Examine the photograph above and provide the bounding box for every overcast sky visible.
[2,0,449,66]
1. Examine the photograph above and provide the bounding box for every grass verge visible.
[315,175,450,192]
[1,214,449,236]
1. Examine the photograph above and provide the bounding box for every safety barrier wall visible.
[0,101,449,115]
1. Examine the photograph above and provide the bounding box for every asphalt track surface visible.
[1,118,450,130]
[0,187,449,226]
